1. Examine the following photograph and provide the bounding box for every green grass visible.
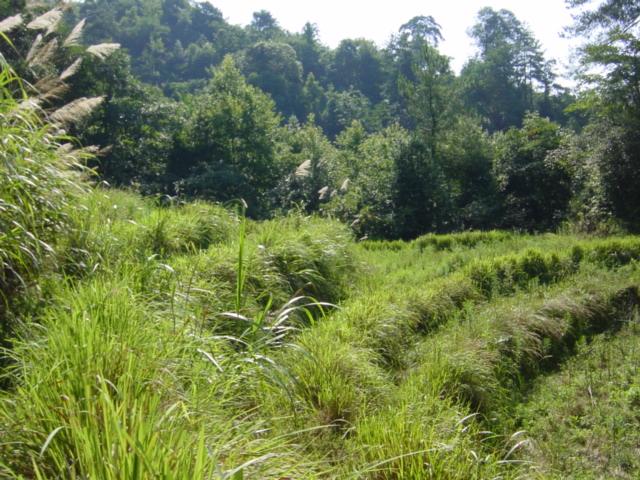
[516,307,640,479]
[2,155,640,477]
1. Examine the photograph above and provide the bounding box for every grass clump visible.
[516,313,640,478]
[0,65,87,327]
[413,230,513,251]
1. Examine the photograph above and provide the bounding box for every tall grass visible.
[0,62,87,334]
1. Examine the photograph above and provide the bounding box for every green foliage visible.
[5,5,640,478]
[75,0,244,84]
[563,0,640,232]
[327,123,409,238]
[461,7,556,132]
[278,117,337,213]
[493,113,572,230]
[241,41,304,117]
[329,39,384,103]
[172,56,283,217]
[393,137,454,238]
[2,2,605,235]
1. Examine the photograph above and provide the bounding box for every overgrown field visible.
[1,186,639,479]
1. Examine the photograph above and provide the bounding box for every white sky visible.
[207,0,581,82]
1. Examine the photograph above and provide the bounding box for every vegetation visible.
[2,0,637,238]
[1,1,640,478]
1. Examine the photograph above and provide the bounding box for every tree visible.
[327,124,410,239]
[278,117,336,213]
[566,0,640,230]
[248,10,283,42]
[241,41,304,117]
[75,0,245,85]
[385,16,444,128]
[493,114,572,230]
[172,56,283,217]
[321,87,372,138]
[288,22,327,80]
[399,44,455,158]
[329,39,385,102]
[301,72,327,120]
[440,116,500,229]
[393,138,454,238]
[461,8,554,131]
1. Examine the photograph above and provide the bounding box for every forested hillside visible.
[1,0,638,237]
[1,1,640,478]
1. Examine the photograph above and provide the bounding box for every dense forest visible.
[2,1,640,478]
[1,0,638,238]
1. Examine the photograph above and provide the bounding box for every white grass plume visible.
[26,33,43,62]
[28,38,58,68]
[0,14,23,33]
[27,8,63,33]
[17,97,42,111]
[63,19,85,47]
[295,159,311,178]
[34,76,69,103]
[60,58,83,80]
[86,43,120,60]
[50,96,105,125]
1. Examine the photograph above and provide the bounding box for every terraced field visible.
[1,190,639,478]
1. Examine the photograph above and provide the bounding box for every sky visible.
[207,0,582,81]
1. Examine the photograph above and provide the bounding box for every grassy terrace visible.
[1,188,639,478]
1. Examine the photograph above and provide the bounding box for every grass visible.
[516,306,640,479]
[1,185,640,477]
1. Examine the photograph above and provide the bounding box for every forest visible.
[2,0,639,237]
[0,0,640,478]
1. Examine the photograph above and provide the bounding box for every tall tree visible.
[493,113,572,230]
[172,56,283,217]
[461,8,554,131]
[241,41,304,117]
[399,44,455,158]
[329,39,385,102]
[288,22,327,80]
[248,10,283,42]
[385,16,444,127]
[566,0,640,229]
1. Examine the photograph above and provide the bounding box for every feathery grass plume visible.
[38,82,68,102]
[59,57,82,80]
[86,43,120,60]
[63,18,85,47]
[34,75,62,93]
[33,75,69,103]
[25,33,43,62]
[50,96,104,125]
[294,159,311,178]
[0,14,23,33]
[17,97,41,110]
[318,186,329,200]
[57,142,74,153]
[26,8,63,33]
[28,38,58,68]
